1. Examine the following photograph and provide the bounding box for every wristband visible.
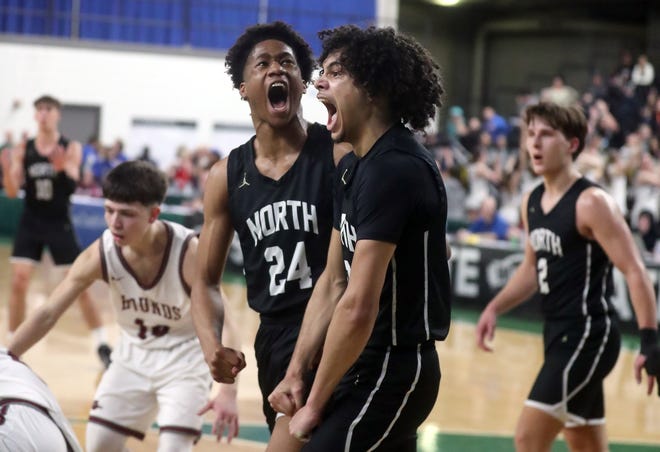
[640,328,658,357]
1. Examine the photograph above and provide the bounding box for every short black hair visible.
[524,102,588,159]
[318,25,444,131]
[225,21,314,90]
[33,95,61,110]
[102,161,168,206]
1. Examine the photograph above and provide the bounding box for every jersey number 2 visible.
[265,241,312,296]
[537,257,550,294]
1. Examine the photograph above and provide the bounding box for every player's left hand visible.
[636,329,660,397]
[198,386,239,442]
[209,346,246,383]
[635,348,660,397]
[288,405,321,443]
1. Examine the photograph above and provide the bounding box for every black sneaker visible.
[97,344,112,369]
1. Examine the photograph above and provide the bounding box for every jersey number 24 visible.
[265,241,312,296]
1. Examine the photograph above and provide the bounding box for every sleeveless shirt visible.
[23,136,73,218]
[99,221,197,349]
[227,123,335,320]
[527,178,614,320]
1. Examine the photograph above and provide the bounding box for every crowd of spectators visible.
[427,50,660,261]
[1,51,659,259]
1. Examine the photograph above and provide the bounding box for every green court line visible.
[70,409,660,450]
[200,423,660,450]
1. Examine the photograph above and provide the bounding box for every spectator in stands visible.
[613,48,635,86]
[137,145,158,167]
[586,70,608,101]
[630,150,660,229]
[632,54,655,105]
[606,75,642,148]
[575,134,607,184]
[540,74,579,107]
[81,135,100,173]
[91,143,126,185]
[587,98,619,147]
[515,88,540,118]
[633,210,658,258]
[167,145,195,196]
[433,140,467,230]
[446,105,468,141]
[482,106,510,142]
[458,195,511,242]
[464,146,501,222]
[458,116,482,157]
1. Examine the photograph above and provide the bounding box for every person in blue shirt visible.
[463,195,511,241]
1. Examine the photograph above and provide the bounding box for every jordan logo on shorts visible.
[91,400,102,410]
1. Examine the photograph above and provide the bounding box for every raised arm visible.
[190,159,245,383]
[8,239,103,357]
[576,187,659,394]
[268,229,347,415]
[476,192,538,351]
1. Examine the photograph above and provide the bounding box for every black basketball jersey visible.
[23,136,74,218]
[227,123,335,320]
[527,178,614,320]
[334,124,451,347]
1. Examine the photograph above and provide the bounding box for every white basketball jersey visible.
[0,349,83,452]
[100,221,197,350]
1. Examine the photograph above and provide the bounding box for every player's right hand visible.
[268,374,306,417]
[476,306,497,352]
[209,346,246,383]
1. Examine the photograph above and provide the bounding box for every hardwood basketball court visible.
[1,242,658,451]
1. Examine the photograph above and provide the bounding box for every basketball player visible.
[476,102,660,451]
[8,161,245,452]
[191,21,351,450]
[0,95,111,368]
[0,347,82,452]
[268,25,450,450]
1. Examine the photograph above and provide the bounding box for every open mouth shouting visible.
[268,81,289,113]
[322,101,338,133]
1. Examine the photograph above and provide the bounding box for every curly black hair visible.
[225,21,314,90]
[318,25,444,131]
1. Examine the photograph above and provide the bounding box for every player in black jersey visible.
[476,102,660,451]
[269,25,450,450]
[0,95,111,368]
[190,22,351,450]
